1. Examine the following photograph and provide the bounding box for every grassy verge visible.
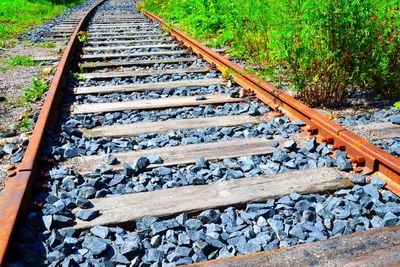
[16,75,51,132]
[140,0,399,107]
[0,0,86,47]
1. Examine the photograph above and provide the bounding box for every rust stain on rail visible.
[0,0,106,264]
[134,3,400,194]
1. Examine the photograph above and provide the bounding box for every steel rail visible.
[0,0,106,264]
[134,4,400,195]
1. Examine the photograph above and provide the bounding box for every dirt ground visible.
[0,45,59,132]
[0,44,60,194]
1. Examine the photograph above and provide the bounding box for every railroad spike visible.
[306,126,319,135]
[322,136,334,144]
[6,165,16,171]
[7,170,17,178]
[332,144,346,151]
[29,201,44,210]
[33,183,49,191]
[351,156,366,166]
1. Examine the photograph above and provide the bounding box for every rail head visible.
[134,2,400,195]
[0,0,106,264]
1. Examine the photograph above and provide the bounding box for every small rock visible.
[388,114,400,124]
[237,240,261,254]
[198,209,220,223]
[105,154,118,165]
[3,143,17,154]
[76,209,100,221]
[336,154,352,171]
[350,176,366,185]
[277,196,294,206]
[370,177,386,188]
[43,215,53,230]
[111,253,130,265]
[176,213,188,225]
[147,155,164,164]
[288,225,306,240]
[120,240,141,260]
[270,141,279,148]
[185,219,203,231]
[53,215,73,224]
[383,212,398,226]
[363,184,380,201]
[134,157,149,172]
[305,138,317,152]
[283,140,297,151]
[371,216,384,228]
[150,221,168,235]
[123,163,134,177]
[82,236,108,256]
[90,225,109,239]
[153,167,172,176]
[151,235,162,247]
[76,197,93,209]
[294,200,311,211]
[271,150,288,163]
[146,248,164,262]
[267,218,285,239]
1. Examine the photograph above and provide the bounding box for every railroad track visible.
[1,0,400,265]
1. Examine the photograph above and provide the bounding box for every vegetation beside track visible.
[0,0,85,47]
[140,0,400,107]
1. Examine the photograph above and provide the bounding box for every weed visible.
[20,40,30,46]
[13,96,27,108]
[8,55,36,67]
[17,110,33,132]
[23,77,48,102]
[0,39,17,49]
[78,64,85,73]
[220,66,231,79]
[35,41,56,48]
[77,31,89,43]
[394,101,400,109]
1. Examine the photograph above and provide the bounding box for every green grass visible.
[0,0,86,47]
[8,55,36,66]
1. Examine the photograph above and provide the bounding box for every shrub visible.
[141,0,400,107]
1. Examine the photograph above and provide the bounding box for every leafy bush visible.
[141,0,400,107]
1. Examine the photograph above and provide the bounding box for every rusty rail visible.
[134,4,400,194]
[0,0,105,264]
